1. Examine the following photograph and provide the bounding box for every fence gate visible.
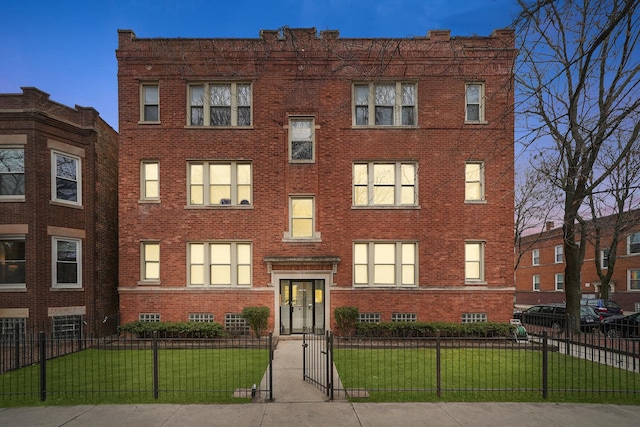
[302,331,333,399]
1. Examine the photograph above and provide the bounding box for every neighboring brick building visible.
[515,213,640,313]
[0,87,119,338]
[116,27,516,335]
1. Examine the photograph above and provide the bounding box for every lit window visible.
[0,148,25,199]
[465,83,484,122]
[555,273,564,291]
[628,233,640,254]
[141,84,159,122]
[287,196,319,240]
[354,242,417,287]
[465,162,484,201]
[52,151,81,205]
[533,275,540,291]
[392,313,416,322]
[0,237,26,287]
[188,242,251,287]
[628,269,640,290]
[353,162,416,206]
[353,82,416,126]
[462,313,487,323]
[142,242,160,282]
[532,249,540,266]
[188,83,251,127]
[53,237,81,288]
[141,161,159,200]
[465,241,484,282]
[289,117,315,162]
[188,162,252,206]
[555,245,563,263]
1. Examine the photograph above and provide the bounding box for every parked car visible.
[520,304,602,332]
[600,312,640,338]
[580,299,623,318]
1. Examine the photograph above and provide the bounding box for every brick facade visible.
[116,27,516,335]
[0,87,119,337]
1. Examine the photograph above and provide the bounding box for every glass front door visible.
[280,279,324,334]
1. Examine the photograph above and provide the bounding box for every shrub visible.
[241,306,270,338]
[353,321,514,338]
[118,321,226,338]
[334,306,359,336]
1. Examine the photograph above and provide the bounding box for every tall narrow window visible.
[289,118,315,162]
[53,237,81,288]
[465,241,484,282]
[290,197,314,239]
[555,245,563,263]
[142,242,160,282]
[465,83,484,122]
[465,162,484,201]
[353,162,417,207]
[628,233,640,254]
[0,148,25,199]
[0,237,26,287]
[532,249,540,266]
[141,161,159,201]
[141,84,159,122]
[533,275,540,291]
[601,249,609,269]
[629,269,640,290]
[52,151,81,205]
[555,273,564,291]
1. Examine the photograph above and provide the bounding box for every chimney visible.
[545,221,554,231]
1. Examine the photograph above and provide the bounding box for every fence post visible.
[542,331,548,400]
[38,331,46,402]
[436,331,441,398]
[327,330,334,400]
[13,323,20,371]
[302,333,308,380]
[152,332,159,399]
[268,332,274,401]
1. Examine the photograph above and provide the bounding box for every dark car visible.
[520,304,601,332]
[580,299,623,318]
[600,312,640,338]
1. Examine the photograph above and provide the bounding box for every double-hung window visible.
[532,249,540,266]
[287,196,319,240]
[353,242,417,287]
[465,83,485,122]
[141,161,159,201]
[53,237,81,288]
[0,147,25,200]
[188,242,251,287]
[465,162,484,201]
[0,237,26,288]
[354,82,416,126]
[141,84,159,122]
[465,241,484,282]
[628,269,640,290]
[601,249,609,269]
[555,273,564,291]
[141,241,160,282]
[188,161,252,206]
[353,162,416,207]
[554,245,563,263]
[628,233,640,254]
[289,117,315,162]
[188,83,251,127]
[52,151,81,205]
[533,275,540,291]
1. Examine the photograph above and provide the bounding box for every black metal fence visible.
[1,329,273,405]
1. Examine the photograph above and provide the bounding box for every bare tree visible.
[515,0,640,332]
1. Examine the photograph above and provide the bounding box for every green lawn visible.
[333,348,640,404]
[0,347,269,407]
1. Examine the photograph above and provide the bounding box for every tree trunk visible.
[563,214,583,334]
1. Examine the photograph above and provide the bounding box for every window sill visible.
[185,205,253,210]
[139,199,161,204]
[138,121,161,125]
[464,120,488,125]
[51,286,83,291]
[351,205,420,210]
[0,285,27,292]
[184,125,254,130]
[282,232,322,243]
[464,200,487,204]
[50,200,83,209]
[464,281,487,285]
[138,280,161,286]
[0,197,25,203]
[351,125,419,130]
[289,160,315,164]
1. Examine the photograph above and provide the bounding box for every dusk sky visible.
[1,0,521,130]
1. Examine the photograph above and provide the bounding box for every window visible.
[0,317,26,342]
[629,269,640,290]
[289,117,315,162]
[555,273,564,291]
[52,151,81,205]
[189,313,214,322]
[533,275,540,291]
[53,315,82,339]
[188,242,251,287]
[142,242,160,282]
[188,83,251,127]
[53,237,81,288]
[462,313,487,323]
[353,82,416,126]
[554,245,563,263]
[225,313,250,335]
[353,162,417,206]
[139,313,161,322]
[141,84,159,122]
[289,197,314,239]
[465,83,484,122]
[532,249,540,266]
[0,148,25,199]
[601,249,609,269]
[0,237,26,287]
[465,241,484,282]
[628,233,640,254]
[358,313,381,323]
[188,162,252,206]
[465,162,484,201]
[392,313,416,322]
[141,161,159,201]
[353,242,417,287]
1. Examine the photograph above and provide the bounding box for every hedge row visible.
[118,321,226,338]
[354,321,515,338]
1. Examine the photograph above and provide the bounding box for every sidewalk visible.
[1,338,639,426]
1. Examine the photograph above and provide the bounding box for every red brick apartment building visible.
[515,214,640,313]
[0,87,119,338]
[116,27,516,335]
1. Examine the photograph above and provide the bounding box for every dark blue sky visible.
[1,0,520,130]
